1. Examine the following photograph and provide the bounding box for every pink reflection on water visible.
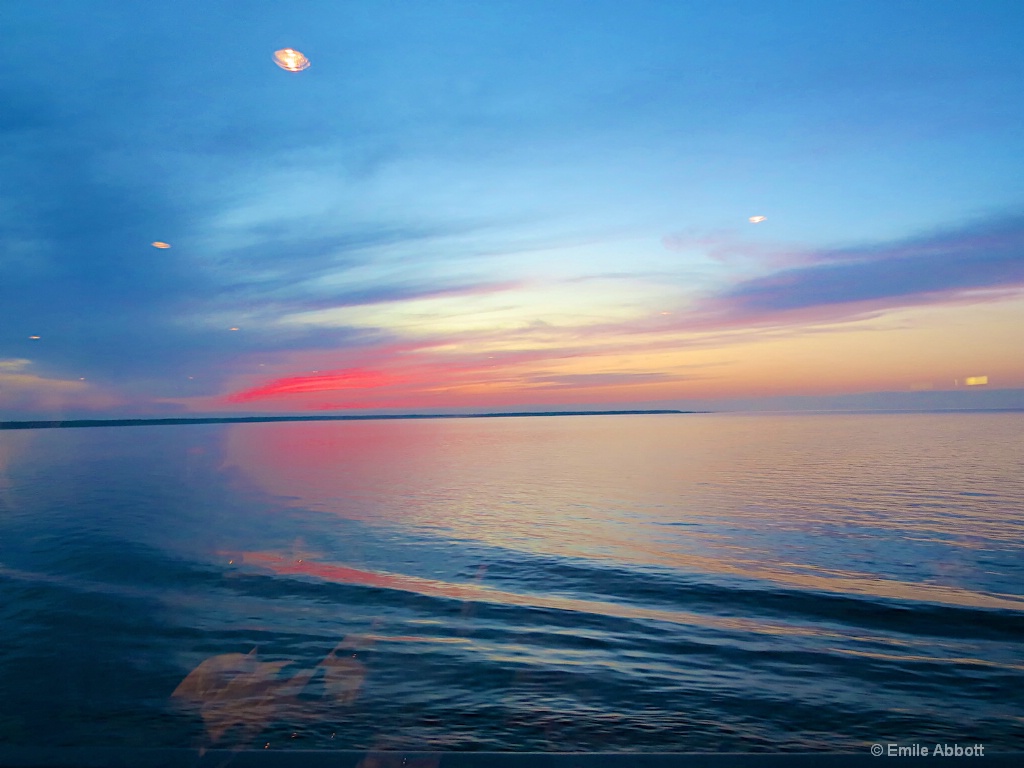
[221,550,868,635]
[220,419,1024,614]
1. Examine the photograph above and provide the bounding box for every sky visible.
[2,0,1023,418]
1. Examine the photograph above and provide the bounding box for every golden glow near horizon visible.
[166,288,1024,417]
[273,48,311,72]
[748,215,767,224]
[965,375,989,386]
[151,241,171,249]
[280,278,665,341]
[235,291,1024,409]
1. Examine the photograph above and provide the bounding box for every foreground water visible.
[0,413,1021,753]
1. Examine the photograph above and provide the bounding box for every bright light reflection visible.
[151,241,171,249]
[749,215,767,224]
[965,375,988,386]
[273,48,310,72]
[28,336,40,340]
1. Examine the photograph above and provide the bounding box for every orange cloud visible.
[0,362,123,416]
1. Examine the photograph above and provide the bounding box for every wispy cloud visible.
[0,369,122,416]
[661,228,796,266]
[225,368,404,403]
[0,359,31,373]
[252,279,525,318]
[707,216,1024,323]
[521,371,678,389]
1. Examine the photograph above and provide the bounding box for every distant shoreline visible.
[0,410,694,431]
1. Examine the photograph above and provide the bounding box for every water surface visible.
[0,413,1021,752]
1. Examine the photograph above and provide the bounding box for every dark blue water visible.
[0,414,1022,752]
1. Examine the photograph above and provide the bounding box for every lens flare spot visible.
[151,241,171,249]
[273,48,311,72]
[28,335,41,340]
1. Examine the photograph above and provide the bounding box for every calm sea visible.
[0,413,1021,753]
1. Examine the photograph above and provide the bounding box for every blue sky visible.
[2,1,1023,417]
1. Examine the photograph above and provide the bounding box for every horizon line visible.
[0,410,695,431]
[3,406,1023,431]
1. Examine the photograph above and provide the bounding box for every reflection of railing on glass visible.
[172,637,368,747]
[172,548,494,752]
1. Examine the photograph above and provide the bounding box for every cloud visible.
[188,215,1024,414]
[0,359,30,373]
[213,333,728,411]
[705,215,1024,325]
[246,279,524,319]
[225,368,404,403]
[0,369,123,417]
[204,223,486,289]
[506,215,1024,354]
[661,228,793,265]
[523,371,676,389]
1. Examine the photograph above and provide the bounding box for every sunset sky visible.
[2,1,1023,418]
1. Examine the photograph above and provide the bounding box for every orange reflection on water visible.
[225,550,886,639]
[214,548,1024,689]
[831,646,1024,672]
[233,551,496,602]
[234,541,1024,617]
